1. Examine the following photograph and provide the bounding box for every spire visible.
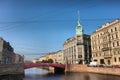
[76,10,83,35]
[78,10,80,26]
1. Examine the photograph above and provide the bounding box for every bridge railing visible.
[24,62,65,69]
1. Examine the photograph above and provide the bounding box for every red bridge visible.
[24,63,66,74]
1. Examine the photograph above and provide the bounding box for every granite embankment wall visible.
[0,64,24,75]
[66,64,120,76]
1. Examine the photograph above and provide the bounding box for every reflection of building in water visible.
[84,74,90,80]
[0,74,24,80]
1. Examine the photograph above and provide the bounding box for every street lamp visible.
[87,37,90,64]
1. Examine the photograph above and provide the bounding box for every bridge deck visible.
[24,63,65,69]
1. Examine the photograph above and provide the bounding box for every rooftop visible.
[96,19,120,32]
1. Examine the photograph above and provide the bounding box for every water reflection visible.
[64,72,120,80]
[0,74,24,80]
[1,68,120,80]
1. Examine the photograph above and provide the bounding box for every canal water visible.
[1,68,120,80]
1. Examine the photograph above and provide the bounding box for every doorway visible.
[108,60,110,65]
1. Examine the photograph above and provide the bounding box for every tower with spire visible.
[76,11,83,35]
[63,11,91,65]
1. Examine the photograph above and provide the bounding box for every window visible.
[118,51,120,54]
[111,29,113,32]
[117,41,119,46]
[115,27,117,31]
[118,51,119,54]
[99,46,100,50]
[78,55,82,58]
[116,34,118,38]
[119,57,120,62]
[113,42,115,47]
[98,34,99,38]
[114,57,116,62]
[94,59,97,62]
[100,59,105,64]
[112,35,114,39]
[114,51,116,55]
[95,36,96,40]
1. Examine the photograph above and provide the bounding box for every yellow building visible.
[91,19,120,65]
[38,56,46,62]
[44,52,57,63]
[32,59,37,63]
[45,54,50,60]
[56,50,64,64]
[32,56,46,63]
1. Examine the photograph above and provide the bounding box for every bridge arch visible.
[24,63,65,74]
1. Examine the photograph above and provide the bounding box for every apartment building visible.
[0,37,14,64]
[91,19,120,65]
[56,50,63,64]
[14,53,24,63]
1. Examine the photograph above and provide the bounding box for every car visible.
[89,61,98,67]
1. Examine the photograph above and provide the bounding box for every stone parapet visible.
[66,64,120,76]
[0,64,24,75]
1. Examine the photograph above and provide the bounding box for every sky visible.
[0,0,120,60]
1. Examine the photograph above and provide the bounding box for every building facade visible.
[0,37,14,64]
[63,16,91,64]
[91,19,120,65]
[48,52,57,63]
[38,56,46,62]
[56,50,64,64]
[14,53,24,63]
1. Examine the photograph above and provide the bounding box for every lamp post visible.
[87,37,90,64]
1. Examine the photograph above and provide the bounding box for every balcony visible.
[102,47,111,51]
[77,42,83,45]
[104,54,112,58]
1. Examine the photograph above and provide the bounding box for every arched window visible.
[111,29,113,32]
[116,34,118,38]
[117,41,119,46]
[115,27,117,31]
[113,42,115,47]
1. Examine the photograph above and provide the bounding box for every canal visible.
[1,68,120,80]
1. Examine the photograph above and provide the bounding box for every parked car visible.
[89,61,98,67]
[112,65,120,68]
